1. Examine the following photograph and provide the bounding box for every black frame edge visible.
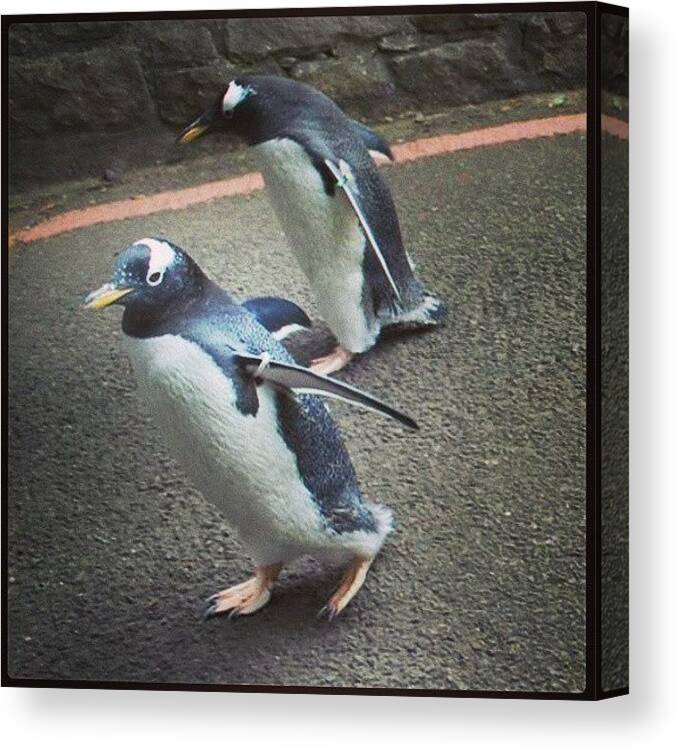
[1,674,594,699]
[1,9,11,698]
[1,2,600,24]
[584,0,600,702]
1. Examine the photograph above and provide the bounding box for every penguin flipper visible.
[349,120,394,162]
[242,296,312,340]
[324,158,402,302]
[233,353,418,431]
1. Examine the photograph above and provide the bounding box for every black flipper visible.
[291,130,410,316]
[350,120,394,161]
[233,353,418,431]
[242,296,312,339]
[324,158,402,301]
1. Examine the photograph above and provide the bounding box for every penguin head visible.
[176,78,259,144]
[84,237,205,314]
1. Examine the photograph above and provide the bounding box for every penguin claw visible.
[321,556,373,621]
[203,601,241,621]
[202,565,281,621]
[317,604,338,622]
[202,603,219,622]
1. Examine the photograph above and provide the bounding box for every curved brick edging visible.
[9,113,628,247]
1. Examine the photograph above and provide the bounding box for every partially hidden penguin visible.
[177,75,447,374]
[84,237,418,619]
[242,295,312,342]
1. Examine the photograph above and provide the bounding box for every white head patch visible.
[222,80,254,113]
[135,238,175,285]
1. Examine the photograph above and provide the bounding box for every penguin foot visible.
[310,345,354,376]
[204,562,282,620]
[319,556,373,621]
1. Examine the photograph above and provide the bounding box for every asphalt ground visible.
[8,127,590,692]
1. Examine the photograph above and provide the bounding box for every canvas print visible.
[3,4,629,697]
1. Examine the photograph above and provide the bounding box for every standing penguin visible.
[85,237,417,619]
[178,75,447,374]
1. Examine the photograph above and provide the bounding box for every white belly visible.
[124,334,326,563]
[253,138,379,352]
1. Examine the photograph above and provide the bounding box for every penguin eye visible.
[147,270,163,286]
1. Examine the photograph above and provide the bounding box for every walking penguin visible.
[85,237,417,619]
[178,75,447,374]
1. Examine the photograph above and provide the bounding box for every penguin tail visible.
[387,292,448,330]
[350,119,394,162]
[242,296,313,341]
[366,502,395,550]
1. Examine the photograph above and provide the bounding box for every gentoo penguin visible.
[84,237,417,619]
[177,75,446,374]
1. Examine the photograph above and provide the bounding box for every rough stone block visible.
[50,21,127,40]
[377,32,419,53]
[545,12,586,37]
[132,21,219,68]
[227,15,413,62]
[390,38,532,106]
[341,15,415,39]
[9,48,152,135]
[601,16,628,96]
[8,21,125,55]
[409,13,501,35]
[8,24,53,56]
[290,56,396,115]
[521,13,586,84]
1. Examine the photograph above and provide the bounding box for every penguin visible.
[177,75,447,374]
[84,237,417,620]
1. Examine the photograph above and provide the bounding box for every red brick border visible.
[10,113,627,247]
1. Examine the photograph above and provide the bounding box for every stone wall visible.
[9,11,589,187]
[601,13,629,98]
